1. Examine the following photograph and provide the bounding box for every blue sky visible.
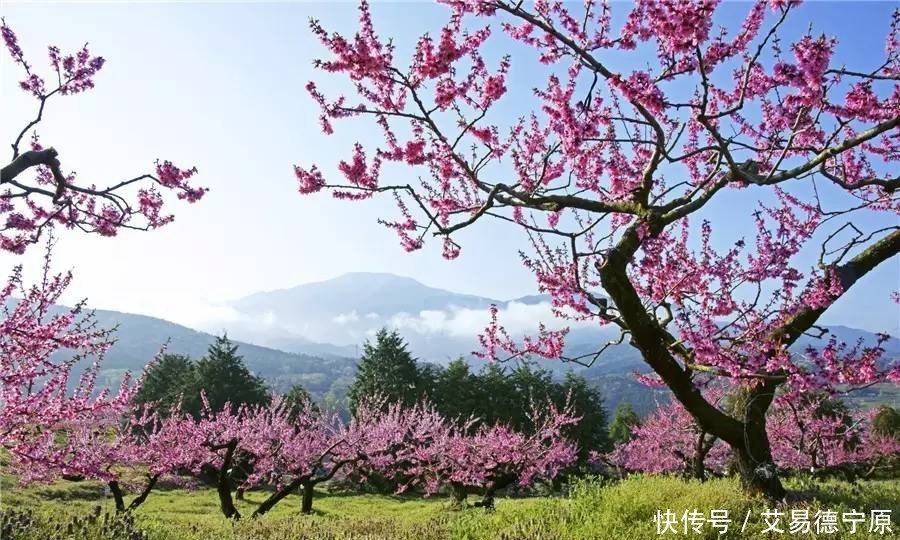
[1,1,897,335]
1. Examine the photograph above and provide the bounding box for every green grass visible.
[2,475,898,539]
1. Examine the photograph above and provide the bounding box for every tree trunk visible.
[691,453,706,482]
[236,488,245,501]
[300,481,315,514]
[127,475,159,511]
[252,478,303,518]
[475,475,514,511]
[478,491,496,510]
[690,432,714,481]
[108,481,126,513]
[216,439,241,519]
[449,483,467,509]
[732,427,786,500]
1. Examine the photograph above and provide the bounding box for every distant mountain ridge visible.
[31,271,898,414]
[43,306,357,401]
[235,272,503,315]
[221,271,899,360]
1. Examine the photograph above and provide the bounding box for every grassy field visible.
[1,475,898,539]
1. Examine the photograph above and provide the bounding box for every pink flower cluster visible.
[366,398,580,500]
[0,245,151,485]
[768,394,900,471]
[605,388,730,476]
[1,21,207,254]
[608,389,899,476]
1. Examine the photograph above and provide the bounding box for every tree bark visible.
[449,483,467,509]
[127,475,159,511]
[108,481,126,513]
[478,492,496,510]
[235,488,245,501]
[252,478,303,518]
[215,439,241,519]
[1,148,62,185]
[107,475,159,513]
[734,437,786,499]
[475,475,514,510]
[300,481,315,515]
[690,432,715,481]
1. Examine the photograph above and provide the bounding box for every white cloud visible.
[333,311,360,325]
[386,301,583,338]
[160,300,282,335]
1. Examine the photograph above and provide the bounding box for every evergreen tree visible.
[283,384,317,420]
[609,402,640,445]
[558,372,610,458]
[184,334,270,415]
[873,405,900,438]
[133,353,195,416]
[508,362,555,430]
[474,362,519,427]
[347,329,420,414]
[415,362,443,403]
[432,358,481,424]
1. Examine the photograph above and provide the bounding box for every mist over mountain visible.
[224,272,501,355]
[214,272,900,364]
[45,307,357,401]
[36,272,898,414]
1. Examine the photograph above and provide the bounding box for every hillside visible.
[60,307,357,400]
[41,269,897,416]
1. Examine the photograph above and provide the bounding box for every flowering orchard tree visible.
[1,20,206,510]
[296,0,900,498]
[191,395,367,519]
[203,397,455,517]
[608,391,900,481]
[0,246,137,481]
[241,397,370,517]
[606,391,730,480]
[0,20,206,254]
[768,393,900,477]
[105,403,211,513]
[0,246,203,512]
[351,399,453,495]
[189,394,252,519]
[379,400,579,509]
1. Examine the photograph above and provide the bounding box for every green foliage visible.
[282,384,317,418]
[418,359,608,462]
[471,362,520,427]
[559,372,611,456]
[347,329,421,414]
[134,354,194,415]
[134,335,269,417]
[430,359,481,422]
[414,362,443,403]
[3,506,147,540]
[188,334,270,414]
[608,402,640,445]
[4,474,898,540]
[872,405,900,438]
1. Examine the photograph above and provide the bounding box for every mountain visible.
[225,272,500,353]
[794,325,900,354]
[38,271,897,416]
[221,272,900,366]
[234,272,500,316]
[59,307,357,401]
[224,273,614,362]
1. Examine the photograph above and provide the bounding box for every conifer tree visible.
[347,329,420,414]
[185,334,269,415]
[609,402,640,445]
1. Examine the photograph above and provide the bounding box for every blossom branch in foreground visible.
[0,19,207,254]
[297,0,900,499]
